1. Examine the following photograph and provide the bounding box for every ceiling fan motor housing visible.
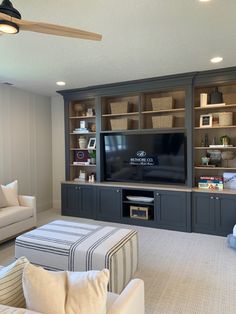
[0,0,21,19]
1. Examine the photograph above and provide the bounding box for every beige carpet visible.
[1,209,236,314]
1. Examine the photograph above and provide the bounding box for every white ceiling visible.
[0,0,236,96]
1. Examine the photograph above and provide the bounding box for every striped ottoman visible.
[15,220,138,293]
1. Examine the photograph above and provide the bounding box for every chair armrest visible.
[18,195,37,225]
[107,279,145,314]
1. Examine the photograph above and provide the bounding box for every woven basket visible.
[152,115,173,128]
[151,97,173,111]
[219,112,233,126]
[110,101,128,114]
[110,118,130,130]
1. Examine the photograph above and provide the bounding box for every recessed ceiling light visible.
[199,0,211,2]
[56,81,66,86]
[210,57,223,63]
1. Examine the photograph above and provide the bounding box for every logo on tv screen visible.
[129,151,158,166]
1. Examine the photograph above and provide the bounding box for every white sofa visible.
[0,195,36,243]
[0,278,145,314]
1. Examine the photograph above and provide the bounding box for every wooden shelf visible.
[70,164,96,167]
[69,115,96,119]
[195,166,236,170]
[143,127,185,132]
[70,148,96,151]
[70,132,96,135]
[102,112,139,117]
[195,125,236,130]
[194,146,236,150]
[195,104,236,110]
[142,108,185,114]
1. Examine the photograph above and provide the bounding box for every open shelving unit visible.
[194,83,236,187]
[68,99,97,182]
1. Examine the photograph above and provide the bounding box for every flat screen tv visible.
[103,132,186,184]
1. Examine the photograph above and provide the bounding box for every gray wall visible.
[0,84,52,211]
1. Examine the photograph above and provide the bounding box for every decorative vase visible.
[210,87,223,104]
[78,137,87,149]
[74,103,84,116]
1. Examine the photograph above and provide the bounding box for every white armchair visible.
[0,195,37,243]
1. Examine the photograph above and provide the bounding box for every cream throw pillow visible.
[0,186,7,208]
[23,263,66,314]
[23,263,109,314]
[1,180,19,206]
[66,269,109,314]
[0,256,29,308]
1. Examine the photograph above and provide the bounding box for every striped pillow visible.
[0,256,29,308]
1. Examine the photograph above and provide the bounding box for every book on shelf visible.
[209,145,233,148]
[198,182,224,190]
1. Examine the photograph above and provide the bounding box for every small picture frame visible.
[200,114,212,128]
[87,138,96,149]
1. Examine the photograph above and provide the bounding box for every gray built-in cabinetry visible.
[59,67,236,236]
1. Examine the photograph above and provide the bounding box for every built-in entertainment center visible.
[59,67,236,236]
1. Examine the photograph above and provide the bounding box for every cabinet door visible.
[215,194,236,236]
[61,184,80,217]
[155,190,189,231]
[96,187,121,221]
[79,186,96,219]
[192,192,215,234]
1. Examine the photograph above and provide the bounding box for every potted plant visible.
[89,150,96,164]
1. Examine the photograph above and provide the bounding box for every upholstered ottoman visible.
[15,220,138,293]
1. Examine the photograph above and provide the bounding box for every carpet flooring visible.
[1,209,236,313]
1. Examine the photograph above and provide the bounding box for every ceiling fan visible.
[0,0,102,40]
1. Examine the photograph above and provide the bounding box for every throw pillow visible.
[1,180,19,206]
[0,256,29,308]
[66,269,109,314]
[22,263,109,314]
[0,186,7,208]
[23,263,66,314]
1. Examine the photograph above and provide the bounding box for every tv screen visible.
[103,133,186,184]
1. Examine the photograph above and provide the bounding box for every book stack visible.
[73,128,89,133]
[198,176,224,190]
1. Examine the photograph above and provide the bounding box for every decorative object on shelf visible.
[220,135,230,146]
[110,117,130,130]
[207,150,222,166]
[151,96,174,111]
[200,114,212,128]
[78,136,87,149]
[110,101,128,114]
[130,205,150,220]
[88,173,95,183]
[201,156,210,165]
[86,108,94,117]
[223,172,236,189]
[78,170,86,182]
[200,93,208,107]
[198,176,224,190]
[152,115,173,128]
[74,150,89,163]
[126,196,154,203]
[204,133,209,147]
[212,112,220,126]
[80,120,87,129]
[74,103,84,116]
[87,138,96,149]
[210,87,223,104]
[219,112,233,126]
[211,136,217,146]
[221,151,235,167]
[88,150,96,164]
[90,123,96,132]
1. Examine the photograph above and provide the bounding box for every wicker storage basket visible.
[151,97,174,111]
[219,112,233,126]
[152,115,173,128]
[110,101,128,114]
[110,118,130,130]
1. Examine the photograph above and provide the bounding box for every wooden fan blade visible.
[0,12,102,40]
